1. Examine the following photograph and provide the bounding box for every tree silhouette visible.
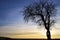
[23,0,56,40]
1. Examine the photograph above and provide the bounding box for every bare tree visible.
[23,0,56,40]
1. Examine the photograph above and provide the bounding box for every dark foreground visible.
[0,37,60,40]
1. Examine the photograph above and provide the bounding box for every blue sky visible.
[0,0,60,27]
[0,0,34,26]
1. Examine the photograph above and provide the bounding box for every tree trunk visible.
[46,30,51,40]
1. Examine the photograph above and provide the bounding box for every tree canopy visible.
[23,0,56,29]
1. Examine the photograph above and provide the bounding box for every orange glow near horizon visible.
[0,23,60,39]
[1,29,60,39]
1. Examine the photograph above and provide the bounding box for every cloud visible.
[0,23,38,33]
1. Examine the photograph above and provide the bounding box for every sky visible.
[0,0,60,38]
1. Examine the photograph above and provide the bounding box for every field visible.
[0,37,60,40]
